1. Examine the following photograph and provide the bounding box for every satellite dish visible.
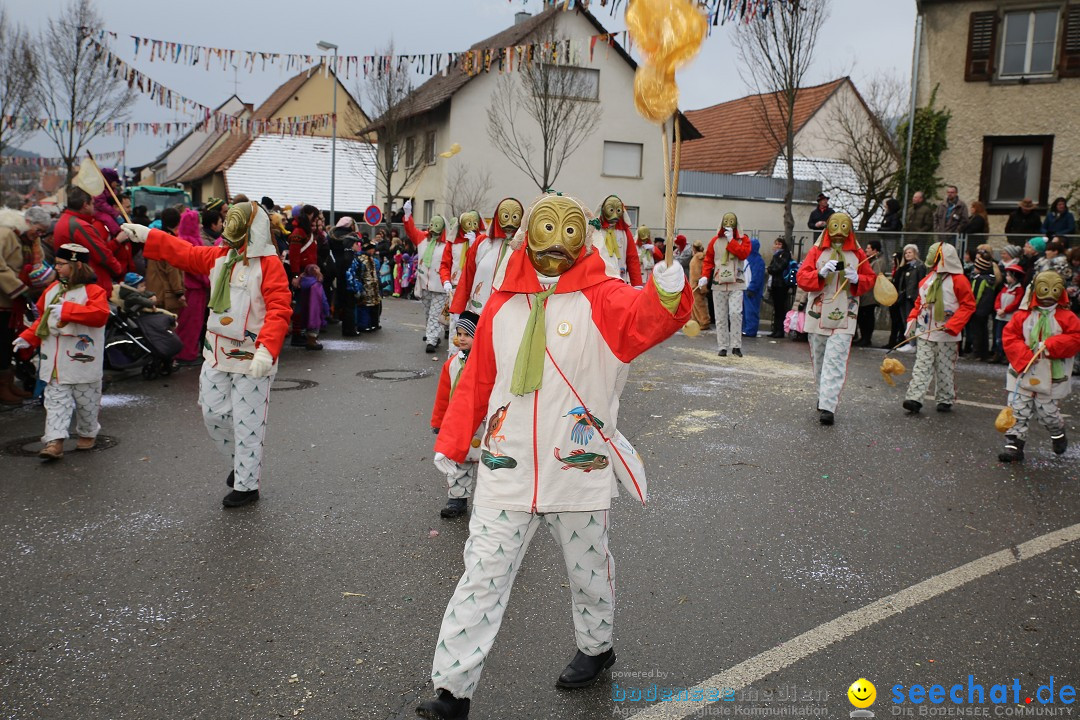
[73,160,105,196]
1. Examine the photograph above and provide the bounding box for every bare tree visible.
[0,8,39,200]
[443,162,494,219]
[819,74,905,230]
[734,0,830,239]
[486,26,599,192]
[32,0,136,183]
[354,42,429,226]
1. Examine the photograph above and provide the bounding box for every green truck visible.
[128,186,191,219]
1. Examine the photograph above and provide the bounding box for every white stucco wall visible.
[162,96,250,182]
[383,10,669,228]
[917,0,1080,234]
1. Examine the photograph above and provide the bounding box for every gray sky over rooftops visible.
[10,0,916,169]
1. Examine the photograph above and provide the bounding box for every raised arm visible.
[144,229,221,276]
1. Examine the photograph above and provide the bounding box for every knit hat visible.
[456,311,479,337]
[1026,236,1047,253]
[204,197,225,214]
[973,255,993,274]
[124,272,144,286]
[336,216,356,229]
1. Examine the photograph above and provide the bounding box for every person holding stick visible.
[901,243,975,414]
[998,271,1080,462]
[796,212,876,425]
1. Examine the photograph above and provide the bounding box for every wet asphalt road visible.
[1,298,1077,720]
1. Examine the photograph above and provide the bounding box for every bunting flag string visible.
[0,149,124,167]
[2,112,334,139]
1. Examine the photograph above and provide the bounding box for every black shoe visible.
[903,400,922,414]
[818,409,834,426]
[731,348,743,357]
[998,437,1025,463]
[768,331,784,338]
[290,334,306,347]
[936,403,952,413]
[417,689,470,720]
[441,498,468,518]
[425,343,437,354]
[1052,432,1068,455]
[717,349,727,357]
[556,649,616,689]
[226,471,234,488]
[222,489,259,507]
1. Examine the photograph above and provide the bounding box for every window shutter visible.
[1060,5,1080,77]
[965,11,998,81]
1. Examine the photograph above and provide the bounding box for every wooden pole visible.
[86,151,131,224]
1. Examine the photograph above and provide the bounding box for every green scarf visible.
[208,249,245,315]
[924,272,947,324]
[35,283,81,339]
[422,236,440,268]
[1029,308,1065,380]
[720,233,732,265]
[450,353,467,398]
[604,228,620,259]
[510,284,557,396]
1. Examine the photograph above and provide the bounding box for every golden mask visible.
[720,212,738,232]
[1033,271,1065,307]
[637,226,652,242]
[460,211,481,234]
[602,196,624,222]
[222,201,255,250]
[496,199,524,233]
[526,196,587,277]
[429,216,445,236]
[827,212,853,241]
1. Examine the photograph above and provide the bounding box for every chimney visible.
[515,10,531,25]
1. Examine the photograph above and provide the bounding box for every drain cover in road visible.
[357,369,431,382]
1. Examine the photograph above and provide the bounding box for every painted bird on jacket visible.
[554,448,610,472]
[75,334,95,351]
[563,406,605,445]
[484,402,510,450]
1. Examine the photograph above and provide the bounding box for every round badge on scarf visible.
[557,321,572,337]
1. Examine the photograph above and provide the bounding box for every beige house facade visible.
[916,0,1080,234]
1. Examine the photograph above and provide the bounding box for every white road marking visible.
[629,521,1080,719]
[922,395,1071,417]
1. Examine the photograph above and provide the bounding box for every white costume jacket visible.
[21,281,109,384]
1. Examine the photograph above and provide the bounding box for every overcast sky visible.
[11,0,917,169]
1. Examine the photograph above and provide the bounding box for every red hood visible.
[818,229,858,252]
[498,246,615,295]
[488,198,520,240]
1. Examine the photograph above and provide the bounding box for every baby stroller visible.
[104,304,183,379]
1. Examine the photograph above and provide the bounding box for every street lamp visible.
[316,40,338,226]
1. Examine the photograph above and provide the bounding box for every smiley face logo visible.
[848,678,876,709]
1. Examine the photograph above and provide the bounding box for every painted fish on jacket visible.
[481,450,518,471]
[224,349,255,361]
[554,448,609,472]
[66,351,95,363]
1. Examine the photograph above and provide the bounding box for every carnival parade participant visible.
[795,212,876,425]
[698,212,751,357]
[902,243,975,414]
[440,210,486,341]
[403,201,449,353]
[636,226,656,284]
[998,271,1080,462]
[429,311,482,519]
[15,244,110,460]
[416,193,691,720]
[450,198,522,317]
[120,201,292,507]
[592,195,643,286]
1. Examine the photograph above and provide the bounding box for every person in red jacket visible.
[120,201,292,507]
[901,243,976,414]
[795,212,876,425]
[592,194,643,286]
[52,187,124,297]
[450,198,522,317]
[698,212,752,357]
[439,210,486,338]
[13,244,110,460]
[288,205,321,347]
[998,271,1080,462]
[417,193,691,720]
[429,311,482,519]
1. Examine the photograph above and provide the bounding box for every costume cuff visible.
[656,286,682,314]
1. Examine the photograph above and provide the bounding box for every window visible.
[423,199,434,224]
[405,136,416,168]
[424,131,436,165]
[1000,9,1058,76]
[624,206,640,227]
[536,65,600,100]
[602,141,643,178]
[979,135,1054,211]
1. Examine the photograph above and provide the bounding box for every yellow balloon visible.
[682,319,701,337]
[634,65,678,124]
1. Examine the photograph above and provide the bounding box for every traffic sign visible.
[364,205,382,226]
